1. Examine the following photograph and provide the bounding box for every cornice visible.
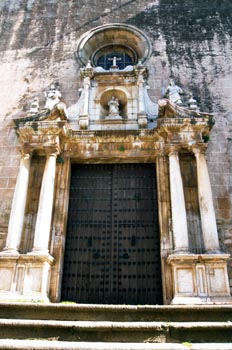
[158,98,214,123]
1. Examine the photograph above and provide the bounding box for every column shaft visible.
[82,76,90,116]
[3,150,32,254]
[137,74,145,114]
[169,150,189,253]
[31,147,58,254]
[194,147,220,252]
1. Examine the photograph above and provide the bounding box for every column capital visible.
[43,144,60,157]
[20,145,33,159]
[192,143,207,156]
[166,145,180,157]
[156,151,167,159]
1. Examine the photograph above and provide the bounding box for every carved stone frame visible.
[0,100,231,304]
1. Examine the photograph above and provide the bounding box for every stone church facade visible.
[0,1,232,305]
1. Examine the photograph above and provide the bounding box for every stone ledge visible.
[0,303,232,321]
[0,319,231,329]
[0,253,54,263]
[0,341,231,350]
[0,319,231,343]
[167,253,231,264]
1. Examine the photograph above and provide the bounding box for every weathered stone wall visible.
[0,0,232,292]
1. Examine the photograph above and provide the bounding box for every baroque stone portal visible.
[0,24,231,305]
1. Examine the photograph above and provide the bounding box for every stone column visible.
[193,146,220,253]
[137,71,148,128]
[30,145,59,255]
[79,75,91,130]
[82,76,91,116]
[168,147,189,253]
[137,72,146,114]
[2,147,32,254]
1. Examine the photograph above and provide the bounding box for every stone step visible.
[0,341,232,350]
[0,319,232,343]
[0,303,232,322]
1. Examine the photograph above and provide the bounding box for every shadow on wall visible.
[127,0,232,48]
[126,0,232,112]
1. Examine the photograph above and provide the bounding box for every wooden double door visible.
[61,163,162,304]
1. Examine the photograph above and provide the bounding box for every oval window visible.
[96,52,133,70]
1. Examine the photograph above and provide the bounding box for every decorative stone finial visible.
[28,97,40,115]
[80,61,94,78]
[188,93,198,110]
[86,60,93,69]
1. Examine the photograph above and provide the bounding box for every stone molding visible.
[75,23,152,67]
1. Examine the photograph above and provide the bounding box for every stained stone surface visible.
[0,0,232,294]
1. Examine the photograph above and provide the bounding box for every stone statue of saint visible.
[165,79,183,105]
[108,96,120,117]
[45,83,62,110]
[29,97,40,115]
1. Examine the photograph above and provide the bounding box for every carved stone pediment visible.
[15,121,67,156]
[15,104,68,130]
[157,99,214,144]
[158,98,214,121]
[39,103,68,121]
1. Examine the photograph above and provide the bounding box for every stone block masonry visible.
[0,0,232,300]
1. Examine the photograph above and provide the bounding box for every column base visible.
[171,295,232,305]
[0,254,54,303]
[27,249,50,256]
[205,249,222,254]
[0,248,20,256]
[171,296,205,305]
[173,249,190,254]
[0,293,51,303]
[168,253,232,305]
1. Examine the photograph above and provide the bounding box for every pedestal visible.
[79,115,89,130]
[138,113,148,128]
[0,254,54,302]
[168,253,232,304]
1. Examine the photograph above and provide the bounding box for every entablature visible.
[15,117,212,161]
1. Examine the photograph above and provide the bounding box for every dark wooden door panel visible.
[61,163,162,304]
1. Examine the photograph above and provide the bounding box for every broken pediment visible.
[66,62,158,131]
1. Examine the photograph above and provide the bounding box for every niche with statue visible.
[99,90,127,120]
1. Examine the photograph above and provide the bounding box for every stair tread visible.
[1,303,232,310]
[0,340,232,350]
[0,319,231,328]
[0,303,232,322]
